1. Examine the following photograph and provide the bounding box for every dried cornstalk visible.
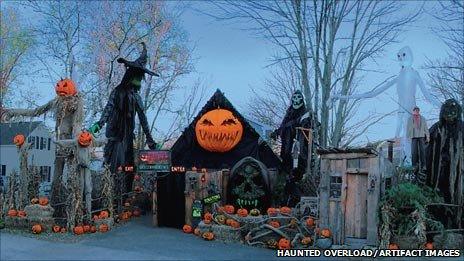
[65,156,84,229]
[101,164,114,217]
[379,203,395,248]
[18,143,32,209]
[27,166,40,200]
[7,170,18,210]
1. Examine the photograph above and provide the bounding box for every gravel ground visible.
[0,216,296,261]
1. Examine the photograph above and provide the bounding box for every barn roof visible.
[0,121,42,145]
[170,89,281,169]
[317,146,378,155]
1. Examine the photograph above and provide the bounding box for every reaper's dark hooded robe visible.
[96,43,158,191]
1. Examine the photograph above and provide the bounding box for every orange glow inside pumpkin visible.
[194,109,243,152]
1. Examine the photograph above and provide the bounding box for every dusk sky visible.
[6,0,452,145]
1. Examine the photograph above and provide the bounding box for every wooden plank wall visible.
[367,157,380,245]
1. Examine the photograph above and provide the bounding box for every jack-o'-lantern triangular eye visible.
[221,119,236,126]
[201,119,214,126]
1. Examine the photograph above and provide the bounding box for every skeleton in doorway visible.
[426,99,463,228]
[228,157,272,211]
[332,46,441,164]
[89,42,159,194]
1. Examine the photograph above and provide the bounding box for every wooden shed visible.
[317,147,394,246]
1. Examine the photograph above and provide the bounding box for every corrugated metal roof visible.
[317,146,377,155]
[0,121,42,145]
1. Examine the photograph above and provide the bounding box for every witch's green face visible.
[130,74,143,90]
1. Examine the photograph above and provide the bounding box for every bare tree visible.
[425,0,464,108]
[0,6,34,108]
[22,1,82,81]
[205,0,419,147]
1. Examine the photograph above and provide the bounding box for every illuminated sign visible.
[171,166,186,172]
[203,194,221,204]
[138,150,171,172]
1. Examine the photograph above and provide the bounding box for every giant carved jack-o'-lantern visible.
[55,78,77,97]
[195,109,243,152]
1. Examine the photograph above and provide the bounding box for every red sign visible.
[138,150,170,164]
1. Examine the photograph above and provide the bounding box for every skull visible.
[397,46,413,68]
[291,90,305,110]
[228,157,271,211]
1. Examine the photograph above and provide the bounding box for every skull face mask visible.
[228,157,272,211]
[397,46,413,68]
[291,90,305,110]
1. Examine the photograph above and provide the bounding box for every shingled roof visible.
[0,121,42,145]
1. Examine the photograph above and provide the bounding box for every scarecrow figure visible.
[2,79,83,208]
[272,90,307,172]
[89,42,158,193]
[426,99,463,228]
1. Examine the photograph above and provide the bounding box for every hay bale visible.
[211,224,242,243]
[392,235,423,249]
[24,204,54,219]
[5,216,54,232]
[433,233,464,250]
[95,217,114,229]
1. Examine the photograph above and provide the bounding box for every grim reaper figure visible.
[426,99,463,228]
[272,90,306,172]
[89,42,159,192]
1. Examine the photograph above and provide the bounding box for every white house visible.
[0,121,55,195]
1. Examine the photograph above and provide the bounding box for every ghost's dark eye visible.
[221,119,236,126]
[201,119,213,126]
[397,54,400,58]
[402,53,405,56]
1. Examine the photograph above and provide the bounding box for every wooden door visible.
[344,173,368,238]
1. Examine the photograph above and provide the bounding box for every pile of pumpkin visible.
[7,197,50,220]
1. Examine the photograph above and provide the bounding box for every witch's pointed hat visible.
[117,42,160,77]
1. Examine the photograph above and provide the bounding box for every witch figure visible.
[89,42,159,193]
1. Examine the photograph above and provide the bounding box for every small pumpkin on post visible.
[38,197,49,206]
[278,238,291,250]
[53,225,61,233]
[203,212,213,224]
[13,134,25,147]
[183,224,193,233]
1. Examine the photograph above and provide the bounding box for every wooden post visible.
[152,174,158,227]
[319,157,330,228]
[221,169,230,204]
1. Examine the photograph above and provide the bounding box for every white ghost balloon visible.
[333,46,441,164]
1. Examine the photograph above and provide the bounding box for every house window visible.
[35,136,40,149]
[28,136,35,148]
[40,166,51,182]
[0,165,6,188]
[48,138,51,150]
[40,137,45,150]
[330,176,342,198]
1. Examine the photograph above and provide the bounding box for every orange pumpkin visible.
[60,227,67,233]
[230,220,240,228]
[74,226,84,235]
[38,197,49,206]
[224,205,235,214]
[53,225,61,233]
[269,221,280,228]
[306,217,315,228]
[194,228,201,236]
[90,225,97,233]
[99,210,109,219]
[30,198,39,204]
[424,242,433,250]
[32,224,42,234]
[55,78,77,96]
[388,243,399,250]
[280,206,292,215]
[278,238,291,250]
[183,224,193,233]
[134,174,141,181]
[195,109,243,152]
[202,231,215,241]
[225,219,234,226]
[237,208,248,217]
[99,224,109,232]
[267,207,278,216]
[78,131,92,147]
[13,134,25,147]
[134,186,143,193]
[320,228,331,238]
[204,212,213,222]
[17,210,26,218]
[83,225,91,233]
[93,215,100,221]
[121,211,130,220]
[8,209,18,217]
[301,236,312,245]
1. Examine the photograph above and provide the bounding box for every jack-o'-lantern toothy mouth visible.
[198,130,240,142]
